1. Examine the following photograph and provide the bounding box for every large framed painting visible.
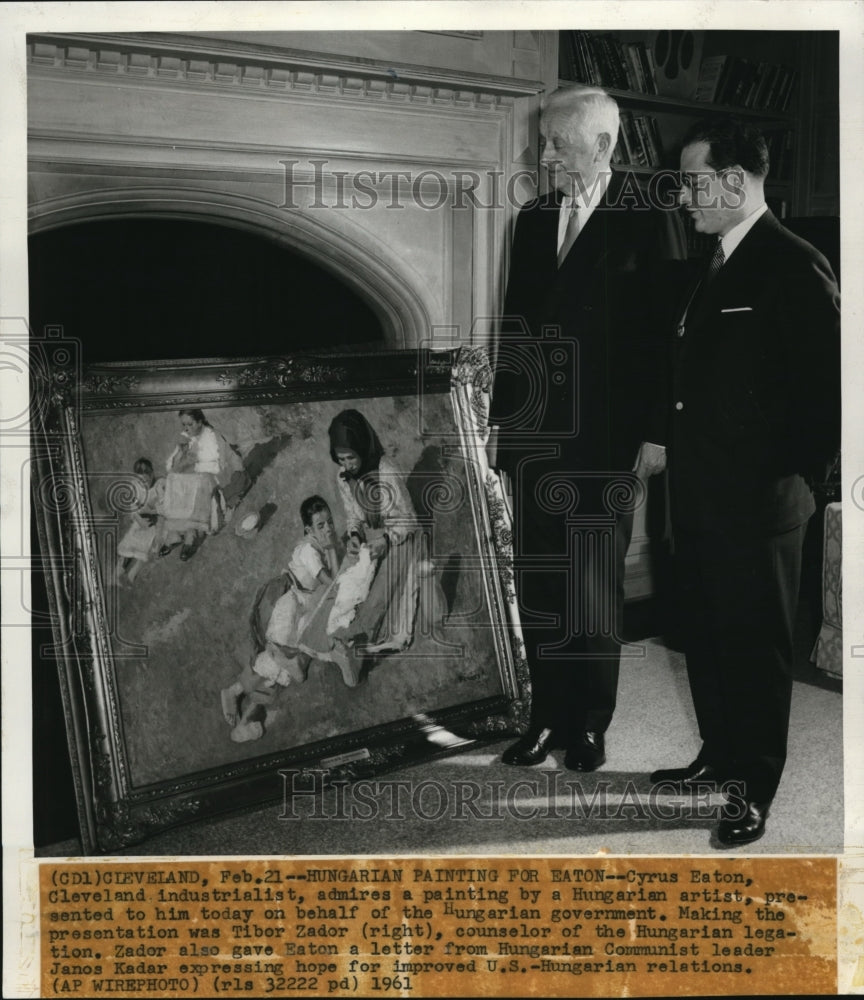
[31,344,526,852]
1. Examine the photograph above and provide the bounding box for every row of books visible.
[560,31,658,95]
[611,111,664,169]
[695,56,797,111]
[560,31,797,113]
[610,120,792,178]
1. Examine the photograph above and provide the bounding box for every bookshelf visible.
[557,29,838,223]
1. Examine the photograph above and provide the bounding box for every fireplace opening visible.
[28,218,387,363]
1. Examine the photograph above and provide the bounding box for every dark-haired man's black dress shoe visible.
[564,731,606,772]
[650,760,721,787]
[717,800,769,847]
[502,727,556,766]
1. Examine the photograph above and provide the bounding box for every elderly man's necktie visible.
[557,202,581,267]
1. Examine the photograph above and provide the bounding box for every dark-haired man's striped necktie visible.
[681,237,726,325]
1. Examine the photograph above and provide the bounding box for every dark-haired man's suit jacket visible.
[490,174,685,740]
[666,208,840,802]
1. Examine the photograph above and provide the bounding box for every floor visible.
[37,617,843,858]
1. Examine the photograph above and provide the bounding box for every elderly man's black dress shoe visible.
[564,731,606,772]
[502,727,556,766]
[717,800,770,847]
[650,760,721,787]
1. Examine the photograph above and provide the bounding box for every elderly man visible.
[643,118,840,846]
[490,85,684,771]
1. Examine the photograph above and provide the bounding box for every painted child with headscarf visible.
[318,408,423,668]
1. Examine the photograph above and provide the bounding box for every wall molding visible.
[28,32,544,102]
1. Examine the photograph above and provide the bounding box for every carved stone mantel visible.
[28,31,544,98]
[28,31,546,348]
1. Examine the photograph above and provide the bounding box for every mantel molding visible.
[28,32,544,102]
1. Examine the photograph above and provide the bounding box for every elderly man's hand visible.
[633,441,667,478]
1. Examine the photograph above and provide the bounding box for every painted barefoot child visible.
[221,495,343,742]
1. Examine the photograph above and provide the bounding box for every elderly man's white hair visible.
[542,85,620,147]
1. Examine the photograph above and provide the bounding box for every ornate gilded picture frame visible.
[31,342,526,852]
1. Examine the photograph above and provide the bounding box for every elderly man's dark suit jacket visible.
[489,174,685,736]
[666,208,840,802]
[491,176,685,478]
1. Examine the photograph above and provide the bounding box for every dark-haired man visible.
[490,85,684,771]
[641,118,840,846]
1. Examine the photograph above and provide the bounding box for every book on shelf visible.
[730,59,757,106]
[647,116,664,165]
[766,196,788,220]
[752,63,778,109]
[637,43,658,95]
[695,54,726,103]
[765,65,789,110]
[633,115,656,166]
[617,110,640,165]
[624,43,647,93]
[763,128,794,182]
[643,46,658,93]
[598,36,625,91]
[778,67,798,111]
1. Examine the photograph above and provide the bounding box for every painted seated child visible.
[220,495,344,742]
[116,458,165,584]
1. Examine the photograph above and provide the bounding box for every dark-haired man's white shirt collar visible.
[556,170,612,254]
[721,202,768,261]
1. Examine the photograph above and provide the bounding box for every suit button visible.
[675,401,684,411]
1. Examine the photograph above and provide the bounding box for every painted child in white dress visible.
[116,458,165,585]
